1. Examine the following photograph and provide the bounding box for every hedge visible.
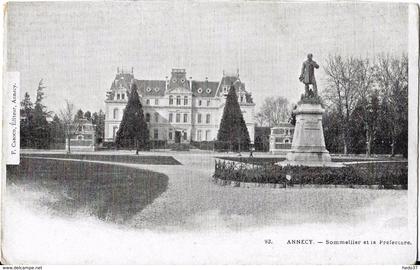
[213,160,407,189]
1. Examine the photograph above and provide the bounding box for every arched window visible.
[145,113,150,123]
[176,96,181,105]
[113,108,119,119]
[169,95,174,105]
[184,96,188,105]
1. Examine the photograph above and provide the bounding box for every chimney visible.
[131,67,134,75]
[237,68,240,78]
[117,67,119,74]
[189,76,192,90]
[165,76,168,91]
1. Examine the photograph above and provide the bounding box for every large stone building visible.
[104,68,255,144]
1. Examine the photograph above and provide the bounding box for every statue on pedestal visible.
[299,53,319,98]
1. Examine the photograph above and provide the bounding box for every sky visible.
[6,1,408,114]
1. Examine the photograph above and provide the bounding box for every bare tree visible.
[256,96,291,127]
[375,54,408,156]
[59,100,79,154]
[323,55,362,154]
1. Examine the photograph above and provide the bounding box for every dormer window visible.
[206,88,211,93]
[197,88,203,93]
[154,87,159,92]
[223,86,228,92]
[146,87,151,92]
[180,78,185,83]
[172,78,177,83]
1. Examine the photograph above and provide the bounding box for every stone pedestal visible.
[279,102,339,167]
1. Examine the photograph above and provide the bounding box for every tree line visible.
[322,54,408,157]
[20,80,105,149]
[254,54,408,157]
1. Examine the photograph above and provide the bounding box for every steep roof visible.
[191,81,219,97]
[134,80,166,97]
[110,73,134,91]
[217,76,246,95]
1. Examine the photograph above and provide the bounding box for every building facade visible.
[269,123,295,154]
[104,68,255,144]
[66,118,96,152]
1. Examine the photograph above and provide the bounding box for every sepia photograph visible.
[2,0,418,265]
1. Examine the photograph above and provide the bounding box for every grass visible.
[7,158,169,223]
[21,153,182,165]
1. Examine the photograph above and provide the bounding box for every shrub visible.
[213,160,407,189]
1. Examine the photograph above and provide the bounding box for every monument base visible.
[277,102,340,167]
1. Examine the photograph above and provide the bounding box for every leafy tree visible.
[84,111,92,121]
[92,110,105,144]
[115,84,149,153]
[216,84,250,152]
[74,109,84,121]
[50,114,65,146]
[20,92,34,148]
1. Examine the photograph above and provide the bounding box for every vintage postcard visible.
[1,0,418,265]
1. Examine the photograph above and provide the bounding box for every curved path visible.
[22,152,408,231]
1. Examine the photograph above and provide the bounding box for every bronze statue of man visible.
[299,53,319,97]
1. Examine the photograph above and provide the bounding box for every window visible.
[205,130,211,141]
[206,88,211,93]
[155,99,159,105]
[169,113,173,123]
[197,130,202,141]
[206,114,211,124]
[284,139,290,143]
[176,96,181,105]
[153,129,159,140]
[154,87,159,92]
[77,135,84,140]
[197,113,202,123]
[146,87,151,92]
[145,113,150,122]
[183,113,188,123]
[168,131,173,140]
[184,96,188,105]
[176,113,180,123]
[117,94,120,100]
[240,95,244,103]
[197,88,203,93]
[181,78,185,83]
[146,99,150,105]
[154,112,159,123]
[169,95,173,105]
[198,100,202,106]
[183,132,187,140]
[113,108,119,119]
[207,100,210,106]
[113,126,118,140]
[122,93,125,100]
[223,86,228,93]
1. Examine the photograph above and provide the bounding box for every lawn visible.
[7,158,169,223]
[21,153,182,165]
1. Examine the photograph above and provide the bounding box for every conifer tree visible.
[216,84,250,151]
[115,84,149,153]
[32,79,51,148]
[20,92,34,148]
